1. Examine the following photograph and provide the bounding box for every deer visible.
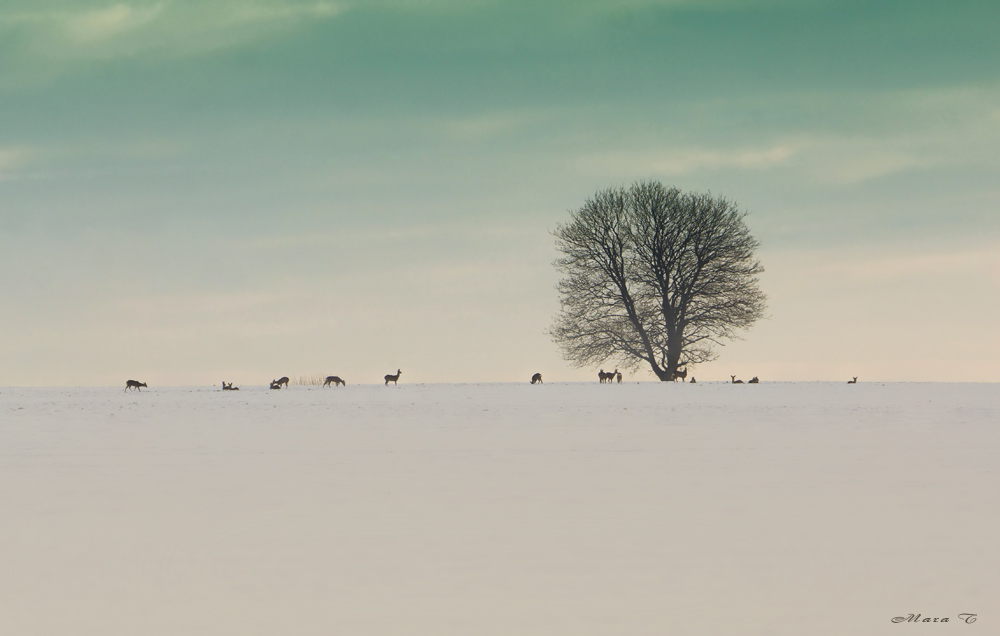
[125,380,147,392]
[269,380,282,390]
[598,369,617,383]
[222,382,239,391]
[323,376,345,387]
[690,377,696,383]
[616,371,622,384]
[731,375,744,384]
[671,367,688,382]
[748,376,759,384]
[847,377,858,384]
[530,373,543,384]
[274,376,289,389]
[384,369,401,386]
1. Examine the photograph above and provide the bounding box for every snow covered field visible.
[1,382,997,635]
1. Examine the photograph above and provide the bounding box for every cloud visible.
[0,1,345,77]
[579,142,800,178]
[65,3,164,43]
[793,243,1000,284]
[435,111,545,141]
[0,147,31,179]
[580,124,999,185]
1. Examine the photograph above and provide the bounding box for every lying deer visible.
[530,373,543,384]
[323,376,345,387]
[222,382,239,391]
[690,377,696,383]
[748,376,759,384]
[269,380,282,390]
[384,369,401,386]
[125,380,147,392]
[731,375,744,384]
[848,377,858,384]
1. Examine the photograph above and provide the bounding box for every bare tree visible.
[551,181,767,381]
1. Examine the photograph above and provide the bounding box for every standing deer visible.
[384,369,401,386]
[616,371,622,384]
[671,367,687,382]
[323,376,346,387]
[847,377,858,384]
[530,373,543,384]
[731,375,744,384]
[598,369,617,383]
[125,380,147,392]
[748,376,759,384]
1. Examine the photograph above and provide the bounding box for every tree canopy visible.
[551,181,767,381]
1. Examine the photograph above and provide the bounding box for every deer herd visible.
[124,370,860,391]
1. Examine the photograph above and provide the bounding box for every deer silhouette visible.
[530,373,543,384]
[384,369,401,386]
[848,377,858,384]
[671,367,687,382]
[598,369,617,383]
[731,375,744,384]
[616,371,622,384]
[323,376,345,387]
[690,377,696,383]
[125,380,147,392]
[274,376,289,389]
[222,382,239,391]
[748,376,759,384]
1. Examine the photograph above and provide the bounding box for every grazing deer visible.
[274,376,290,389]
[323,376,345,387]
[690,377,696,383]
[731,375,744,384]
[848,377,858,384]
[530,373,543,384]
[616,371,622,384]
[671,367,688,382]
[269,380,282,390]
[384,369,401,386]
[222,382,239,391]
[125,380,147,392]
[748,376,759,384]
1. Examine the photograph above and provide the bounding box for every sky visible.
[1,0,998,385]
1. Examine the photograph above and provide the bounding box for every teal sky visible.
[2,0,998,385]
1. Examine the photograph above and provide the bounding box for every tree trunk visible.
[651,364,671,381]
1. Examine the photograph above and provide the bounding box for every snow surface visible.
[1,382,997,635]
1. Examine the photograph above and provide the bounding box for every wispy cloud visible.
[0,1,345,79]
[796,243,1000,284]
[0,147,32,180]
[581,124,999,185]
[64,3,165,43]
